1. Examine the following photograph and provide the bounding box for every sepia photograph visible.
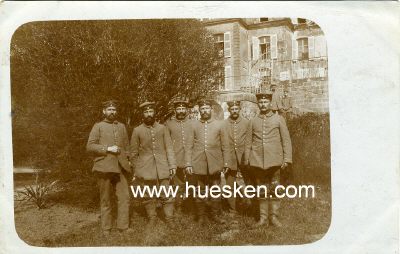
[11,17,331,247]
[0,2,398,254]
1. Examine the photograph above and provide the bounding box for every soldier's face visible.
[103,106,117,121]
[199,105,212,120]
[258,99,271,113]
[143,108,155,125]
[284,91,288,96]
[175,106,187,120]
[228,105,240,120]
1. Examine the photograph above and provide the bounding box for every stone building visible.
[202,18,328,116]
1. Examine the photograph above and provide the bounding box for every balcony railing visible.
[216,57,328,95]
[249,56,328,84]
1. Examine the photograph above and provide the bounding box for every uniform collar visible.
[258,111,274,119]
[143,122,157,128]
[228,115,242,123]
[200,117,214,124]
[173,115,189,123]
[102,119,118,124]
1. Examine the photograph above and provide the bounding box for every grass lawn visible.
[14,179,331,247]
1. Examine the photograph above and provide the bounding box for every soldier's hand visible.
[281,162,288,169]
[185,166,193,175]
[169,168,176,176]
[236,171,243,178]
[222,167,230,174]
[107,145,120,154]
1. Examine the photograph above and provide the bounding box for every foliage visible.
[286,113,331,185]
[11,19,223,176]
[15,171,59,209]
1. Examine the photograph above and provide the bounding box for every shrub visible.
[285,113,330,186]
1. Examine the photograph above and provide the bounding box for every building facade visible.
[202,18,329,115]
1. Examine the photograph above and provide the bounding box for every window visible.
[297,38,309,60]
[259,36,271,59]
[214,34,224,57]
[259,18,269,22]
[213,32,231,58]
[252,35,278,60]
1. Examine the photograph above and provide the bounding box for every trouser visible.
[142,178,174,222]
[173,167,194,211]
[224,169,238,212]
[191,172,221,220]
[240,165,257,215]
[250,166,282,219]
[96,170,130,231]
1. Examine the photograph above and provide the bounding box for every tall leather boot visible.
[269,200,282,227]
[175,196,183,215]
[227,196,236,214]
[209,199,226,225]
[253,199,269,228]
[195,199,207,225]
[163,199,175,228]
[144,199,157,227]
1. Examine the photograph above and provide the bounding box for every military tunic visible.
[271,92,281,111]
[165,117,194,169]
[130,122,176,180]
[86,119,131,231]
[186,118,231,175]
[279,96,293,112]
[244,111,292,170]
[223,116,250,171]
[86,120,131,173]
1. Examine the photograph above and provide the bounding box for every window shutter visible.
[308,36,315,59]
[224,66,232,90]
[252,36,259,60]
[292,39,298,60]
[271,34,278,59]
[314,36,321,58]
[224,32,231,58]
[319,36,327,57]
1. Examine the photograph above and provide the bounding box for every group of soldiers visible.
[86,90,292,237]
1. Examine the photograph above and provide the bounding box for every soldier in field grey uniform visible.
[86,100,132,237]
[185,99,231,224]
[244,92,292,228]
[222,100,250,214]
[165,98,194,213]
[130,101,177,227]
